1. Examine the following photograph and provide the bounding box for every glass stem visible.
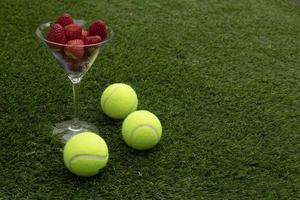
[71,82,80,130]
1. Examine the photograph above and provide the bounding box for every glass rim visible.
[36,19,113,47]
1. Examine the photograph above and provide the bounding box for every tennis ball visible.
[63,132,109,177]
[101,83,138,119]
[122,110,162,150]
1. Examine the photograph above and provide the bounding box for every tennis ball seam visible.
[102,85,137,118]
[68,154,108,170]
[102,85,122,113]
[129,124,160,146]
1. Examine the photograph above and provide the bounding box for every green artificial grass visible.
[1,0,300,199]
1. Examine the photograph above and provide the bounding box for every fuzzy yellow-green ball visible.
[63,132,109,177]
[101,83,138,119]
[122,110,162,150]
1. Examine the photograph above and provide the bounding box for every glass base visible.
[53,120,98,143]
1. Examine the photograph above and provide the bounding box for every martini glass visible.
[36,20,113,142]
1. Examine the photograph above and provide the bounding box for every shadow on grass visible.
[96,109,122,127]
